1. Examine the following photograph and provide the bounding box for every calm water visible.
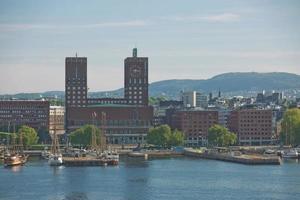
[0,157,300,200]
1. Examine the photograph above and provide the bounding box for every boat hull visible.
[48,154,63,166]
[4,155,28,167]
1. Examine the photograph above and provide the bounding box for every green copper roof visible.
[87,104,140,108]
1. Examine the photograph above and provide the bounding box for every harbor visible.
[1,156,300,200]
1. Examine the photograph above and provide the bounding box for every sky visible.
[0,0,299,94]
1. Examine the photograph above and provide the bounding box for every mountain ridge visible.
[1,72,299,99]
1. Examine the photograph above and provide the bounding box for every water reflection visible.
[282,158,299,164]
[5,165,23,173]
[122,156,150,168]
[51,165,65,176]
[63,192,88,200]
[123,156,150,200]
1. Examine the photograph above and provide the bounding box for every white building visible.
[181,91,196,107]
[49,106,65,135]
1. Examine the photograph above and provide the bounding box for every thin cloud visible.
[164,13,240,23]
[0,20,147,32]
[201,13,240,22]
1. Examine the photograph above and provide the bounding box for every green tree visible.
[147,125,171,147]
[208,125,237,147]
[168,129,185,146]
[18,125,39,147]
[280,108,300,146]
[147,125,184,147]
[69,125,102,148]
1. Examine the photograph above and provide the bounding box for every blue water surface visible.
[0,157,299,200]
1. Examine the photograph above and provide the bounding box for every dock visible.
[127,150,183,158]
[63,157,107,166]
[184,148,281,165]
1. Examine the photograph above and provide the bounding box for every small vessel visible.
[4,154,28,167]
[48,108,63,166]
[48,153,63,166]
[41,147,51,159]
[265,149,275,154]
[4,127,29,167]
[282,149,299,159]
[101,150,119,166]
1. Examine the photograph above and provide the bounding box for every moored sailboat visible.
[48,108,63,166]
[4,127,29,167]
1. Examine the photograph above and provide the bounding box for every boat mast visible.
[51,108,60,155]
[91,112,98,151]
[101,112,107,152]
[11,123,16,154]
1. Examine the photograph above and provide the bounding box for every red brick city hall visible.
[65,49,153,144]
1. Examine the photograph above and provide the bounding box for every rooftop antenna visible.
[133,47,137,57]
[75,52,78,78]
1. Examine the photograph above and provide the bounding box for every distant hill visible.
[149,72,300,97]
[1,72,299,99]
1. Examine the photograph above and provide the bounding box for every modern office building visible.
[196,92,208,108]
[0,100,49,132]
[181,91,196,107]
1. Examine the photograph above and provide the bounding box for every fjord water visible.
[0,157,299,200]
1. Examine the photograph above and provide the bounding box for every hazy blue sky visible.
[0,0,299,94]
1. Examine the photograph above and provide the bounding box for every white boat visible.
[100,150,119,165]
[48,154,63,166]
[265,149,275,154]
[282,149,299,159]
[41,150,50,159]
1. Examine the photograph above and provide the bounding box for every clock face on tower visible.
[130,66,141,77]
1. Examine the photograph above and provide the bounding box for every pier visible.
[184,148,281,165]
[63,157,108,166]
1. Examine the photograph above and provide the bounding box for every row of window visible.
[128,91,143,95]
[129,78,147,84]
[67,86,87,90]
[67,100,86,104]
[240,120,272,123]
[70,119,151,126]
[127,86,143,90]
[240,136,272,140]
[128,100,142,104]
[67,95,86,100]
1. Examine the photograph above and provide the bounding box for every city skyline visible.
[0,0,300,93]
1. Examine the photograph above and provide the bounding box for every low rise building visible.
[171,110,219,146]
[67,105,153,144]
[0,100,49,132]
[228,109,273,145]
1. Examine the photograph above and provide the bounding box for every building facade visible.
[0,100,49,132]
[171,110,219,146]
[124,48,148,106]
[65,49,153,144]
[196,92,208,108]
[49,106,65,135]
[181,91,196,107]
[65,56,88,108]
[228,109,273,145]
[67,105,153,144]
